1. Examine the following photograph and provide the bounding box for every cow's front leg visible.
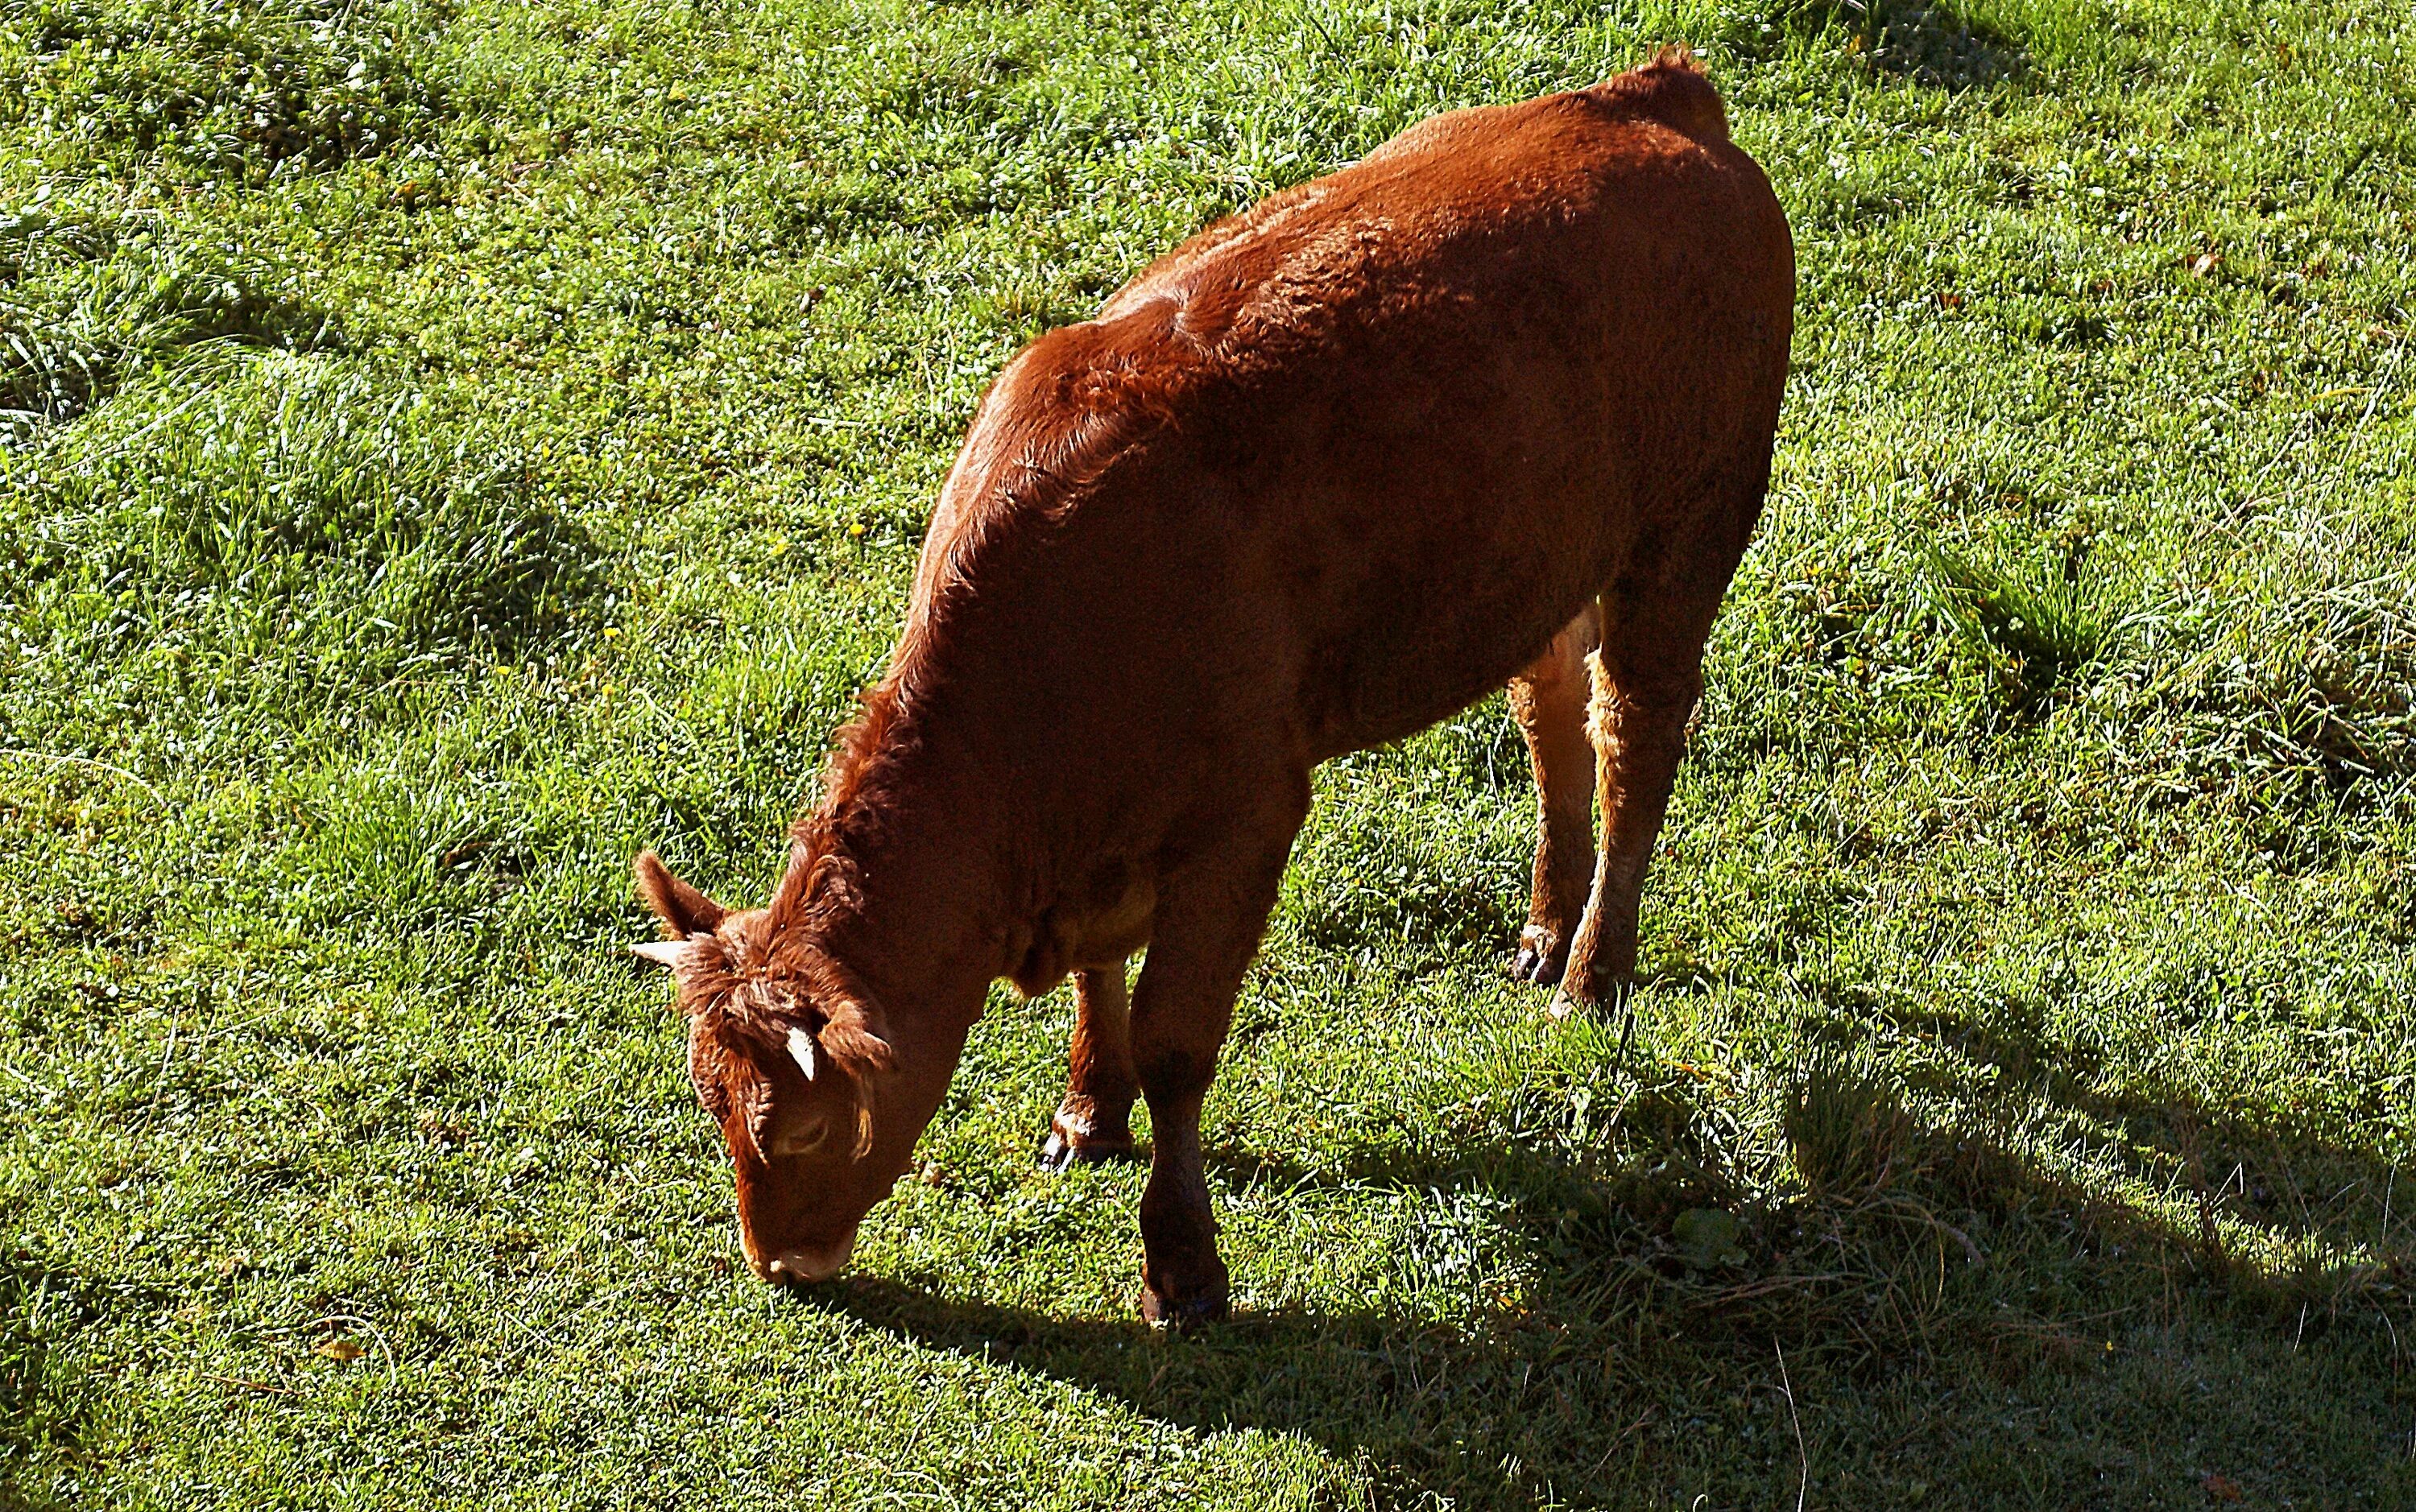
[1130,775,1309,1329]
[1039,965,1140,1171]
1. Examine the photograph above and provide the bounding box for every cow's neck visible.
[788,703,1022,1041]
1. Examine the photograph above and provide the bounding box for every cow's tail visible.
[1597,44,1730,143]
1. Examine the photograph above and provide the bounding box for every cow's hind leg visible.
[1553,465,1767,1033]
[1507,605,1602,985]
[1553,639,1699,1031]
[1039,965,1141,1171]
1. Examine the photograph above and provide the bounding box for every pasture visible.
[3,0,2414,1505]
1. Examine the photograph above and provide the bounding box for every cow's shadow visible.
[817,1014,2414,1509]
[1883,1001,2410,1266]
[819,1130,1751,1509]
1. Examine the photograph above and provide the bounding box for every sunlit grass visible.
[5,0,2415,1505]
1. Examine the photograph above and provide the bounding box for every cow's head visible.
[631,849,921,1285]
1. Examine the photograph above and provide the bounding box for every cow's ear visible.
[813,996,894,1158]
[818,995,896,1078]
[635,850,726,938]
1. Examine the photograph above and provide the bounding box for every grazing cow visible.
[632,49,1793,1326]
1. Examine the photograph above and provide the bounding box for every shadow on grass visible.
[1885,1002,2414,1276]
[0,1253,119,1512]
[1774,0,2026,90]
[821,1037,2415,1507]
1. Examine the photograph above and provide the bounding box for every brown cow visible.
[631,50,1793,1326]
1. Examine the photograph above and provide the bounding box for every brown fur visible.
[635,52,1793,1317]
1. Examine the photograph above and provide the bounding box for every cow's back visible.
[908,59,1791,796]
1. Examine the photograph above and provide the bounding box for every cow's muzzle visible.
[754,1229,856,1286]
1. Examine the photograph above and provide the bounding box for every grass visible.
[2,0,2414,1504]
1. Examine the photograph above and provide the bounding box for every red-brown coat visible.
[635,52,1793,1324]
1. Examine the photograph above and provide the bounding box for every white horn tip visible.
[785,1024,819,1080]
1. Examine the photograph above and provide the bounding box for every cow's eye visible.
[769,1117,829,1158]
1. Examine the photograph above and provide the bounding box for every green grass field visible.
[4,0,2414,1504]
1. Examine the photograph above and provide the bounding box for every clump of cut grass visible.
[1784,1032,1917,1201]
[0,210,335,433]
[1779,0,2026,90]
[2104,510,2416,816]
[0,1254,90,1512]
[1,0,450,177]
[2288,614,2414,782]
[6,352,603,712]
[1922,538,2112,714]
[2194,580,2413,798]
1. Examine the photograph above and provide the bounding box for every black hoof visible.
[1509,932,1568,986]
[1036,1127,1140,1173]
[1509,946,1567,986]
[1140,1279,1230,1332]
